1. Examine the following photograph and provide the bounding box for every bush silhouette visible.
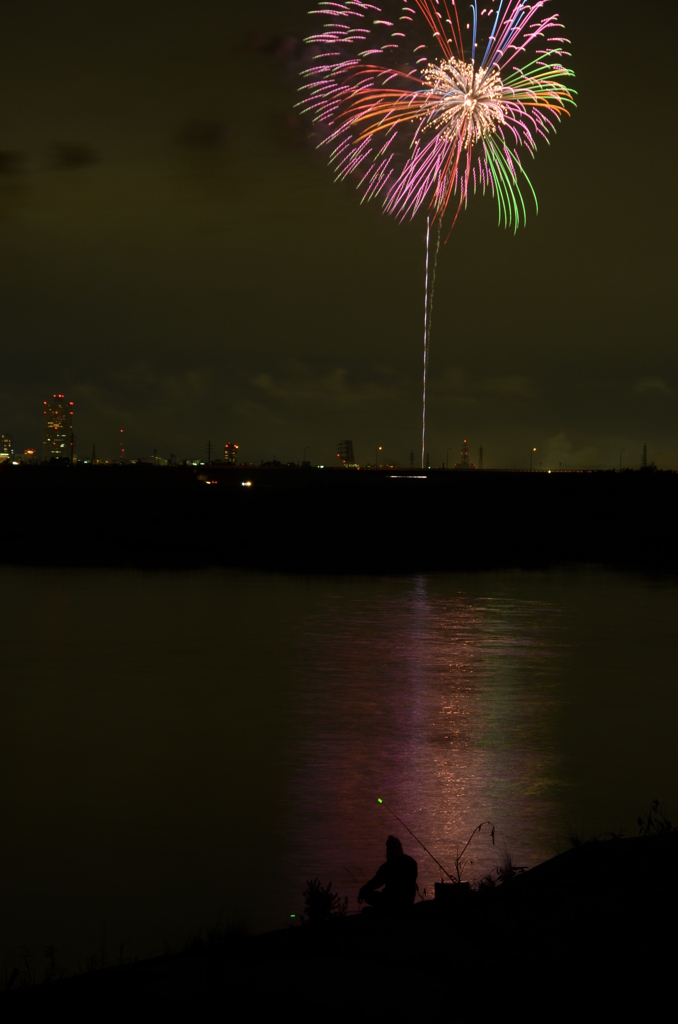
[302,879,348,925]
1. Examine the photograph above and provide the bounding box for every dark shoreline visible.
[1,463,677,574]
[4,833,677,1016]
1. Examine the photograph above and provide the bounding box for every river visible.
[1,566,677,970]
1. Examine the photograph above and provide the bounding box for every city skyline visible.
[0,395,657,474]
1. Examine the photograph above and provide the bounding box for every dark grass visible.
[3,825,678,1018]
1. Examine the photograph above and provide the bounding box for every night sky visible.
[0,0,676,469]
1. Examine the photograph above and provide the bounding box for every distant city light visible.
[242,481,252,488]
[42,395,73,462]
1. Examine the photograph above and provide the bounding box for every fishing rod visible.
[343,866,362,886]
[377,798,455,884]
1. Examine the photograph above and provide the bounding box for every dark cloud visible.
[49,143,100,169]
[0,151,25,174]
[178,120,229,150]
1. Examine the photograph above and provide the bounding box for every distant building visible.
[43,395,73,462]
[454,438,475,470]
[21,448,38,464]
[0,434,11,461]
[224,442,239,465]
[337,440,355,465]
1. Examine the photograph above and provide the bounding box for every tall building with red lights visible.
[43,395,73,462]
[224,442,239,465]
[337,440,355,465]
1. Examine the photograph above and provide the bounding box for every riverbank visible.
[4,834,677,1018]
[1,463,677,572]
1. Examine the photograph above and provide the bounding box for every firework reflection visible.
[286,576,562,906]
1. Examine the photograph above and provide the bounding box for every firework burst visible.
[300,2,575,467]
[300,1,576,230]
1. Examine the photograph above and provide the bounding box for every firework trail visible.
[423,216,430,468]
[423,214,442,467]
[300,1,575,466]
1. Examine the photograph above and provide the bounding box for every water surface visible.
[1,566,677,969]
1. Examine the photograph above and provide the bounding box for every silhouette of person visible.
[358,835,418,912]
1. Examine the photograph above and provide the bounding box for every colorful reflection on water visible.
[287,578,565,902]
[0,567,677,968]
